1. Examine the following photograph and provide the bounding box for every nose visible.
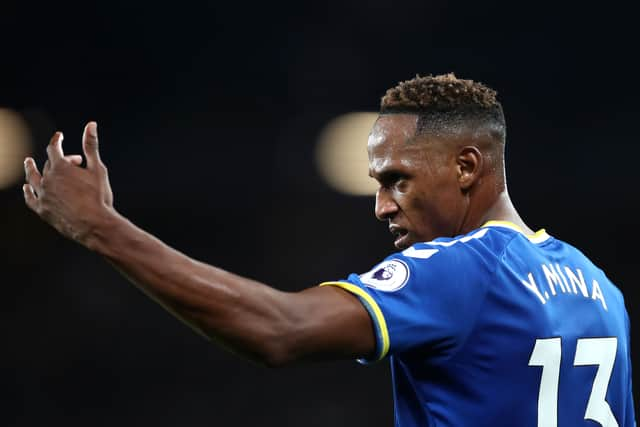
[375,188,398,221]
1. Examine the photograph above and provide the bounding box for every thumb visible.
[82,121,101,169]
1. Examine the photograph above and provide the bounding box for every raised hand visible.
[23,121,115,246]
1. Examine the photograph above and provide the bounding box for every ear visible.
[457,146,483,191]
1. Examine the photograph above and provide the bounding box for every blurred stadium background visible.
[1,1,638,425]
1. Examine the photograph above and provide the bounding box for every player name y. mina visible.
[521,263,608,310]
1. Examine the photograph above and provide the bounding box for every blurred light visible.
[315,112,378,196]
[0,109,32,190]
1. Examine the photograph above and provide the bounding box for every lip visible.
[389,225,410,248]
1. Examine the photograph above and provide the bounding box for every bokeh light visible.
[0,109,32,190]
[315,112,378,196]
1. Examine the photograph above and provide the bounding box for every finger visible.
[82,121,101,169]
[24,157,42,191]
[46,132,65,163]
[22,184,38,211]
[47,156,83,171]
[65,154,83,166]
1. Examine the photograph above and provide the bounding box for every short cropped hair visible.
[380,73,506,143]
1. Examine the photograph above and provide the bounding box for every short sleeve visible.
[320,230,497,363]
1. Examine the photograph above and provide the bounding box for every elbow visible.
[200,321,301,369]
[258,353,292,369]
[244,306,306,368]
[254,316,310,368]
[254,334,300,368]
[190,292,306,368]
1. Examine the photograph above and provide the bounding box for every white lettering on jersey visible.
[564,267,589,297]
[521,273,547,304]
[521,265,608,311]
[554,264,570,293]
[542,264,565,295]
[402,228,489,260]
[402,247,439,259]
[591,279,608,311]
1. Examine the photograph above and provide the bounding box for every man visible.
[23,74,635,426]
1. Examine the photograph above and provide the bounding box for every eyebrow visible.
[369,168,405,184]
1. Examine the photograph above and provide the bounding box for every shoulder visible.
[541,234,626,301]
[359,226,516,292]
[399,225,519,269]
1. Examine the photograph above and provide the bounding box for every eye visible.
[394,177,408,191]
[381,173,408,190]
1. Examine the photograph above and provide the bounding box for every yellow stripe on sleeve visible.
[319,281,390,362]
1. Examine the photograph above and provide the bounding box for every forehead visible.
[368,114,419,152]
[367,114,424,172]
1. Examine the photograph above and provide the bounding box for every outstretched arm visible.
[23,123,375,366]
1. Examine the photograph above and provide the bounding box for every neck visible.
[461,182,534,235]
[480,189,534,234]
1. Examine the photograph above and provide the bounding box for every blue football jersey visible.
[320,221,635,427]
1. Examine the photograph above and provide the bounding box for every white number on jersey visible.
[528,337,619,427]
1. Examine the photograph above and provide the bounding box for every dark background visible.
[1,1,638,426]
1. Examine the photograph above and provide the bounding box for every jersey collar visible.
[482,220,551,244]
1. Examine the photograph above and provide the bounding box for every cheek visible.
[409,182,463,234]
[433,174,465,209]
[402,190,441,227]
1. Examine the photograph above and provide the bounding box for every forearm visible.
[24,125,375,365]
[85,209,298,365]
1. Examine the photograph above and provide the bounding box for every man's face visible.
[368,114,466,249]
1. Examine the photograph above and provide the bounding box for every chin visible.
[394,234,415,250]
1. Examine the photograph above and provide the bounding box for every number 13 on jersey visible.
[529,337,619,427]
